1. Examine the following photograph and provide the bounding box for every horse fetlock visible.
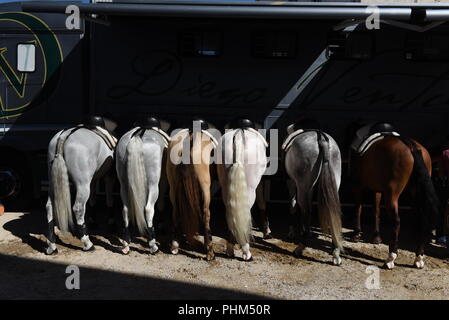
[242,244,252,261]
[414,254,425,269]
[385,252,398,270]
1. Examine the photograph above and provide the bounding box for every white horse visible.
[45,116,117,255]
[283,120,344,265]
[115,118,170,255]
[217,120,268,261]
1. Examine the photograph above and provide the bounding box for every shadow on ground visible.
[0,252,270,299]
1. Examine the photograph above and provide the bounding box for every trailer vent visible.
[179,31,222,57]
[251,31,297,58]
[405,33,449,61]
[326,32,374,60]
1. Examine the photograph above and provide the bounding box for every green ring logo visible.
[0,12,63,119]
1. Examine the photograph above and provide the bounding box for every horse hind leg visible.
[105,174,116,230]
[256,182,271,239]
[45,196,58,255]
[119,185,131,255]
[145,184,159,255]
[372,192,383,244]
[200,184,214,261]
[384,192,400,269]
[293,190,312,258]
[73,184,95,251]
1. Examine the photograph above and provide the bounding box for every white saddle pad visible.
[356,132,400,156]
[282,129,305,152]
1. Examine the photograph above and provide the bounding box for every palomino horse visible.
[166,119,217,261]
[45,116,117,255]
[217,119,268,261]
[283,119,344,265]
[350,122,439,269]
[115,117,170,255]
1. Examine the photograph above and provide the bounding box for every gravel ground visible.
[1,209,449,300]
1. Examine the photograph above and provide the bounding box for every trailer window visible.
[17,43,35,72]
[251,31,297,59]
[326,32,374,60]
[179,31,222,57]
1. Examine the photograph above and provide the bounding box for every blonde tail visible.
[226,131,252,247]
[126,136,148,236]
[50,135,73,233]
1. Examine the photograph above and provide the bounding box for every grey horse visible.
[283,121,344,265]
[115,117,170,255]
[45,116,117,255]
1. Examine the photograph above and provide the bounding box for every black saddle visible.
[229,118,255,129]
[140,116,161,129]
[84,115,105,129]
[292,117,321,132]
[369,122,395,135]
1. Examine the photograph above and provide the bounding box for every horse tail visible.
[174,162,201,239]
[50,133,74,233]
[316,133,344,252]
[401,137,439,240]
[227,130,252,247]
[126,135,149,236]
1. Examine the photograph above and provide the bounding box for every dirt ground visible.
[1,207,449,300]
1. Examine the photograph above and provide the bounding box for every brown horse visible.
[350,127,439,269]
[166,121,217,261]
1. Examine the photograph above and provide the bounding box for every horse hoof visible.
[263,233,273,240]
[206,252,215,261]
[45,247,58,255]
[243,253,253,261]
[414,255,425,269]
[351,232,363,242]
[333,256,342,266]
[384,252,397,270]
[171,248,179,255]
[83,245,95,252]
[121,246,130,255]
[294,244,306,257]
[372,236,382,245]
[149,245,159,255]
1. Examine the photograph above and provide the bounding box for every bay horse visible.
[217,119,268,261]
[283,119,344,265]
[115,116,170,255]
[45,116,117,255]
[166,119,217,261]
[350,122,439,269]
